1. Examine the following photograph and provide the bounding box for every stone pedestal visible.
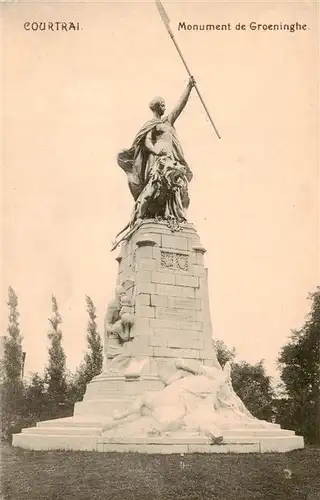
[12,221,304,453]
[68,221,218,419]
[116,220,217,368]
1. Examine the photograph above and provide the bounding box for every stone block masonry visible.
[118,220,215,368]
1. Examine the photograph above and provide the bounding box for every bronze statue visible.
[113,77,196,249]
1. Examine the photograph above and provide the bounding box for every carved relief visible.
[160,251,189,271]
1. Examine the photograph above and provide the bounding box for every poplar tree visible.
[83,295,103,380]
[4,287,23,383]
[1,287,24,437]
[69,296,103,401]
[45,295,67,404]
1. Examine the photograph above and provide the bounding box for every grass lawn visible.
[1,443,320,500]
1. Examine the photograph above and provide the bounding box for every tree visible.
[68,296,103,402]
[231,360,275,421]
[84,295,103,380]
[278,287,320,444]
[212,337,275,421]
[1,287,25,438]
[3,287,23,383]
[23,373,48,424]
[45,295,67,405]
[212,338,236,367]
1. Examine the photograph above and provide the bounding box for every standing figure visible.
[115,77,195,246]
[103,286,134,370]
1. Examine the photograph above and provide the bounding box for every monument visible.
[13,77,303,453]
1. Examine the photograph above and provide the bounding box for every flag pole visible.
[155,0,221,139]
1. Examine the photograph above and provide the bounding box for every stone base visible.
[12,416,304,453]
[11,221,305,454]
[73,371,163,417]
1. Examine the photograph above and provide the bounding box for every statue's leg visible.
[103,333,123,372]
[113,394,146,420]
[181,183,190,209]
[174,177,189,221]
[173,189,186,221]
[101,397,144,432]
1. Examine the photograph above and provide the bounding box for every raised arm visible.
[167,77,195,125]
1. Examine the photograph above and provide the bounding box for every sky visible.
[1,0,319,379]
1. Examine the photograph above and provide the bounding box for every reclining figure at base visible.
[102,359,269,441]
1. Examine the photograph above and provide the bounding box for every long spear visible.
[155,0,221,139]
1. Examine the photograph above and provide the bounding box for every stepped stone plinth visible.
[12,221,304,453]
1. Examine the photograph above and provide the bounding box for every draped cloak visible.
[117,117,193,201]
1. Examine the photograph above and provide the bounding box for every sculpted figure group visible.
[102,358,269,441]
[113,77,196,249]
